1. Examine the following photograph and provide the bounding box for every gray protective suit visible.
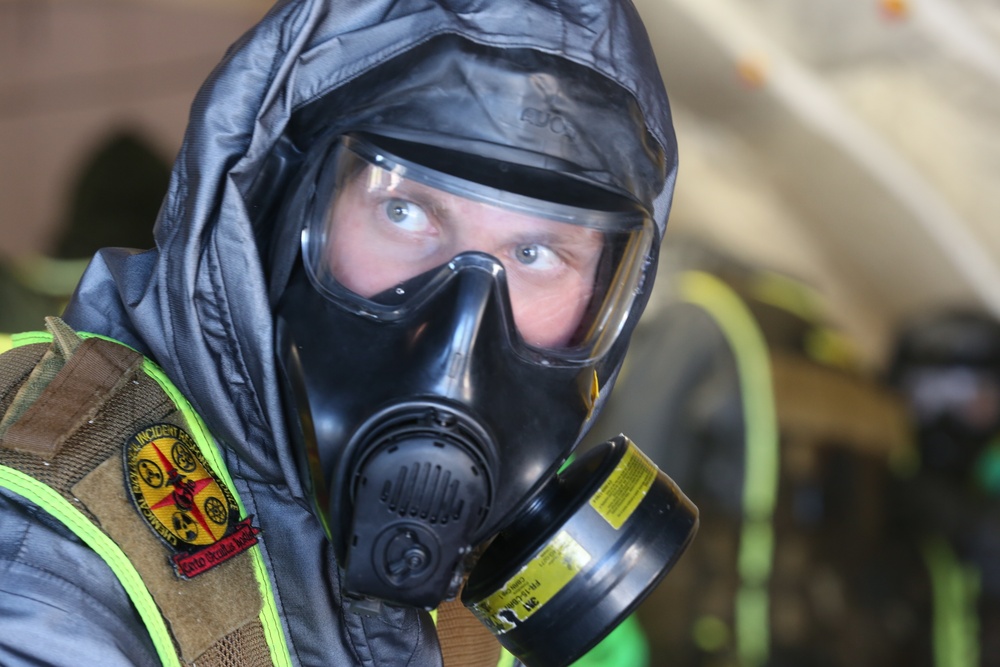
[0,0,677,664]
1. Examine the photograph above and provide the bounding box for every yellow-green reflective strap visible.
[680,271,779,667]
[5,330,293,667]
[0,465,181,667]
[923,536,980,667]
[9,331,53,347]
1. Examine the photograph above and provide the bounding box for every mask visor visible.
[302,134,654,361]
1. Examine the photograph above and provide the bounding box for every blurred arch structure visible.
[633,0,1000,366]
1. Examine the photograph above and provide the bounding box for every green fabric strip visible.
[0,464,181,667]
[923,536,980,667]
[680,271,779,667]
[10,331,50,347]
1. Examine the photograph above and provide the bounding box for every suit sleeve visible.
[0,491,161,667]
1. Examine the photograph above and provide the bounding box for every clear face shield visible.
[301,134,655,363]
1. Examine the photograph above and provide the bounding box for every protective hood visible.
[62,0,678,500]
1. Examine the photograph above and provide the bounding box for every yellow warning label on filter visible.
[589,441,658,530]
[470,530,591,634]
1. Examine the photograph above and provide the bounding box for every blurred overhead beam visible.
[914,0,1000,88]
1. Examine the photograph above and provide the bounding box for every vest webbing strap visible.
[2,336,144,459]
[134,343,292,667]
[435,597,504,667]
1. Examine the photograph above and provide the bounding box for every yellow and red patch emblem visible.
[124,423,259,578]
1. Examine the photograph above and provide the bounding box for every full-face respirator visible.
[271,38,697,667]
[274,134,696,665]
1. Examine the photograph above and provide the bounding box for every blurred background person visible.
[885,309,1000,667]
[0,130,164,340]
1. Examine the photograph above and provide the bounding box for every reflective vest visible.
[0,319,292,667]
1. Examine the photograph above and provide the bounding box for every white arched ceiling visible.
[634,0,1000,363]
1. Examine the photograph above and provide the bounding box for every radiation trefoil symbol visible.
[124,423,260,578]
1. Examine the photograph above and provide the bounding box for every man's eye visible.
[513,243,559,270]
[383,198,431,232]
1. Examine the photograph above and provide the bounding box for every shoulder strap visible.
[1,334,143,458]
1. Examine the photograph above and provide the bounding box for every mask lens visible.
[303,135,654,360]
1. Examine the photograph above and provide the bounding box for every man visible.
[0,1,687,665]
[886,309,1000,667]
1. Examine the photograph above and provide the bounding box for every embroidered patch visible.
[124,423,260,578]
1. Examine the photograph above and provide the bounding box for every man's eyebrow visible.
[388,179,456,216]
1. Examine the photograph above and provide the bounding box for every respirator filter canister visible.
[463,435,699,667]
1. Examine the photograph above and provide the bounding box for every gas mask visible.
[274,133,696,663]
[271,39,696,666]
